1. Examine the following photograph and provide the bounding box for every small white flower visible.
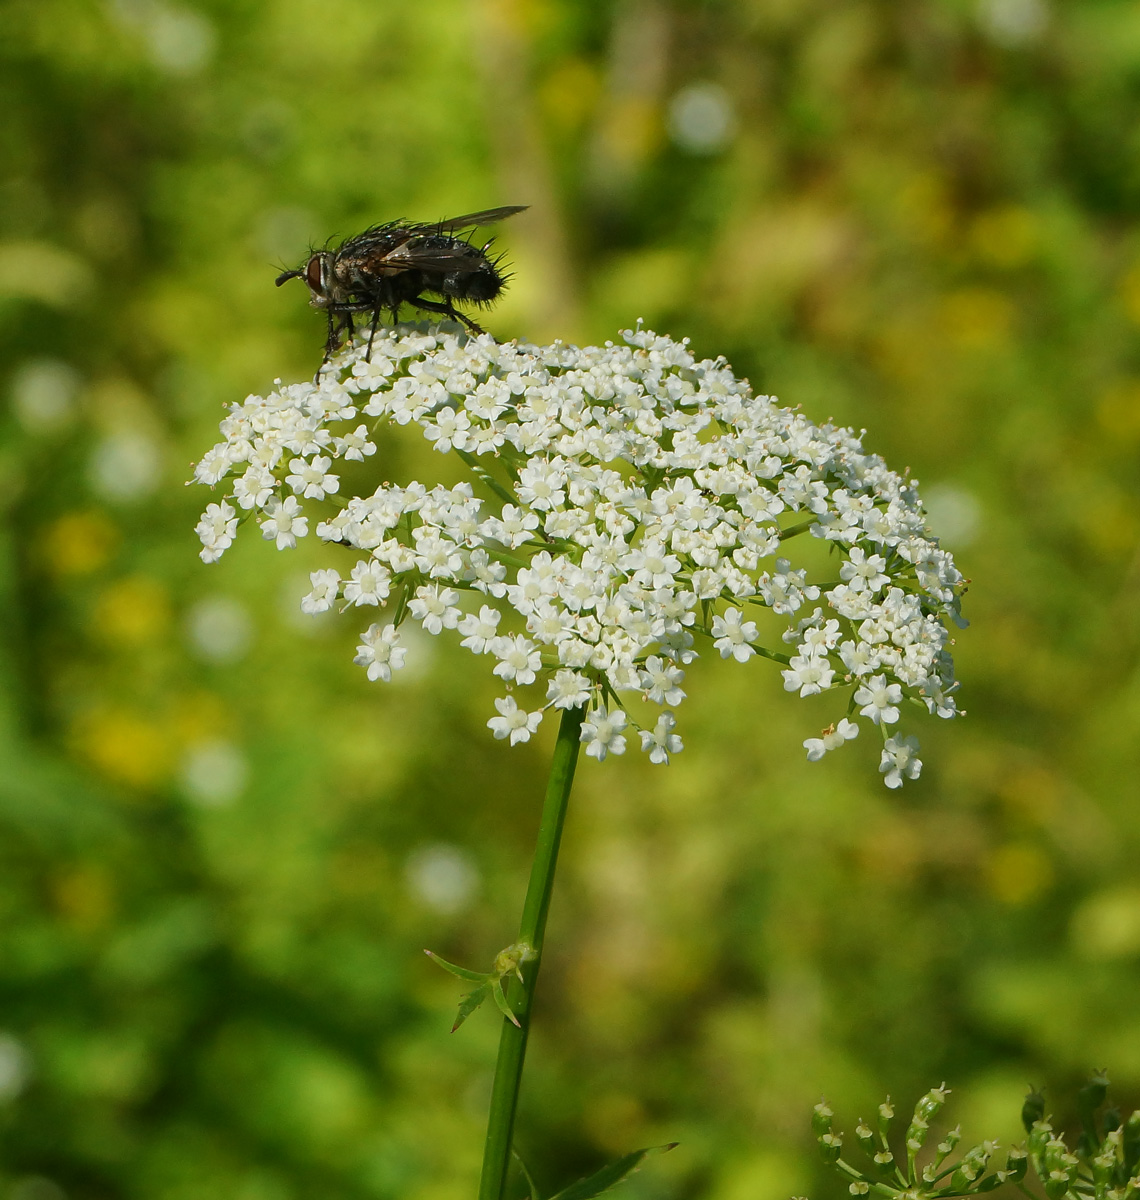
[301,568,340,614]
[488,696,543,745]
[408,585,461,634]
[423,406,471,452]
[490,634,542,685]
[458,605,502,653]
[196,501,238,564]
[232,465,276,509]
[803,718,860,761]
[640,711,683,764]
[354,623,406,682]
[840,546,890,594]
[580,705,628,760]
[879,734,922,788]
[546,669,593,710]
[781,653,835,698]
[334,424,377,461]
[640,656,686,706]
[854,675,903,725]
[286,454,339,500]
[711,608,759,662]
[259,495,308,550]
[193,445,233,486]
[344,559,392,607]
[516,458,566,510]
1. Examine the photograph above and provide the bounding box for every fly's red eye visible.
[305,255,324,292]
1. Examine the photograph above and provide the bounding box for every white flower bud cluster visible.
[193,324,965,782]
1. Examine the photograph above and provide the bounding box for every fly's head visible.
[275,251,337,309]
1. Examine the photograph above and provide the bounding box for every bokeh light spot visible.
[10,359,80,433]
[667,83,737,154]
[186,596,253,663]
[405,844,480,915]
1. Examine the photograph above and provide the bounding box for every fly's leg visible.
[324,309,355,359]
[409,295,486,336]
[366,306,383,360]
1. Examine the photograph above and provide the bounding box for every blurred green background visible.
[3,1,1140,1198]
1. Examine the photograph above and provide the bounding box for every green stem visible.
[478,705,587,1200]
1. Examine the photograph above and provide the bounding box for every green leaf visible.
[452,983,492,1031]
[491,976,521,1028]
[549,1144,678,1200]
[512,1149,542,1200]
[425,949,491,984]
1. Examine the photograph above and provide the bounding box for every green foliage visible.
[3,1,1140,1199]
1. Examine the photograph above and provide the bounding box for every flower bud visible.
[915,1084,950,1124]
[1023,1089,1047,1134]
[1044,1138,1076,1176]
[1092,1152,1116,1187]
[950,1140,996,1191]
[1001,1146,1029,1184]
[1044,1169,1072,1200]
[849,1183,870,1196]
[878,1098,895,1140]
[813,1102,834,1137]
[855,1122,876,1156]
[1028,1120,1055,1160]
[906,1115,929,1151]
[937,1127,963,1157]
[1122,1112,1140,1165]
[820,1133,843,1164]
[950,1162,980,1191]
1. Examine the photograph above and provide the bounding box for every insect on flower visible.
[275,205,527,366]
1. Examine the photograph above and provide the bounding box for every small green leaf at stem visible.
[452,983,493,1032]
[491,977,521,1028]
[424,949,491,983]
[549,1144,679,1200]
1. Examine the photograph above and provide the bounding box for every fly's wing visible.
[431,205,528,232]
[372,233,496,275]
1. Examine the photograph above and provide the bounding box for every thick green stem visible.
[478,705,586,1200]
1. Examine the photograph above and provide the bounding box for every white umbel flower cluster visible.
[193,324,965,783]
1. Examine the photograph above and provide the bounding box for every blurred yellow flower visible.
[72,706,173,790]
[970,206,1039,268]
[986,842,1053,906]
[92,575,170,645]
[940,287,1015,349]
[52,863,115,933]
[43,510,119,576]
[1096,379,1140,444]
